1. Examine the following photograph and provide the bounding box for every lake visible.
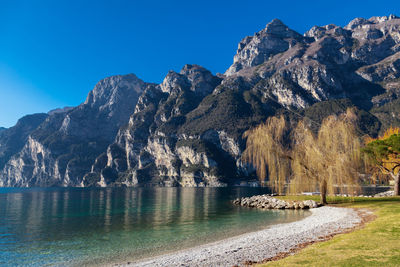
[0,187,310,266]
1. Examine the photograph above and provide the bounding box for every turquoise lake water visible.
[0,187,310,266]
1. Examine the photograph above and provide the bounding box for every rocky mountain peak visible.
[368,14,399,24]
[48,106,74,115]
[345,17,370,30]
[180,64,208,76]
[225,18,303,76]
[226,15,400,77]
[57,73,148,140]
[15,113,48,127]
[160,65,221,96]
[345,14,400,31]
[304,24,350,40]
[180,64,222,95]
[84,73,145,109]
[264,19,299,38]
[160,70,190,94]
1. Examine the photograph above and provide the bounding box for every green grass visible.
[259,196,400,267]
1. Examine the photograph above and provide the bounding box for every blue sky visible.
[1,0,400,127]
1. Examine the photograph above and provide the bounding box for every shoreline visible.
[116,206,365,267]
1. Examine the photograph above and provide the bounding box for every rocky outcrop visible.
[47,106,74,115]
[0,113,48,170]
[357,52,400,105]
[0,136,59,187]
[225,19,304,76]
[2,15,400,187]
[233,195,319,209]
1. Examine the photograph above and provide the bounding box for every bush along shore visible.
[233,195,320,209]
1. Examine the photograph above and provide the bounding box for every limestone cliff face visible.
[1,136,59,187]
[83,65,234,187]
[2,15,400,187]
[0,113,48,171]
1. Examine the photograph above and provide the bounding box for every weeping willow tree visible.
[242,116,290,194]
[242,109,363,204]
[290,110,363,204]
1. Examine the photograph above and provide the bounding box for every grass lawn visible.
[259,196,400,267]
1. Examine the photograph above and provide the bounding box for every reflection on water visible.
[0,187,310,266]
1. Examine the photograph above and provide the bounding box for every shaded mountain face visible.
[2,15,400,187]
[0,114,48,170]
[0,74,147,186]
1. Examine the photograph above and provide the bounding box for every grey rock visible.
[225,19,304,76]
[303,200,319,208]
[0,113,48,171]
[233,195,319,209]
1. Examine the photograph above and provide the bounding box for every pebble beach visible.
[119,206,363,267]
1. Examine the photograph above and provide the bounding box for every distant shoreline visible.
[116,206,364,267]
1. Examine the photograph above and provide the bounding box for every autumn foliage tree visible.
[242,109,363,204]
[362,127,400,196]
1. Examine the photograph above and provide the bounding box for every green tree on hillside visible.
[362,127,400,196]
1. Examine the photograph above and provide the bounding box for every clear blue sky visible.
[1,0,399,127]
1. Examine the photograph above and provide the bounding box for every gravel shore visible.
[118,206,362,267]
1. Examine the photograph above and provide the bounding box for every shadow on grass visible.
[264,195,400,267]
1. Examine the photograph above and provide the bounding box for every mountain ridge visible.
[1,15,400,187]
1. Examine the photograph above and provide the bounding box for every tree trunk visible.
[390,172,400,196]
[320,180,327,204]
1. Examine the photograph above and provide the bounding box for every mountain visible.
[0,74,147,186]
[1,15,400,187]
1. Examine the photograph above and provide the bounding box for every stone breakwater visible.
[233,194,319,209]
